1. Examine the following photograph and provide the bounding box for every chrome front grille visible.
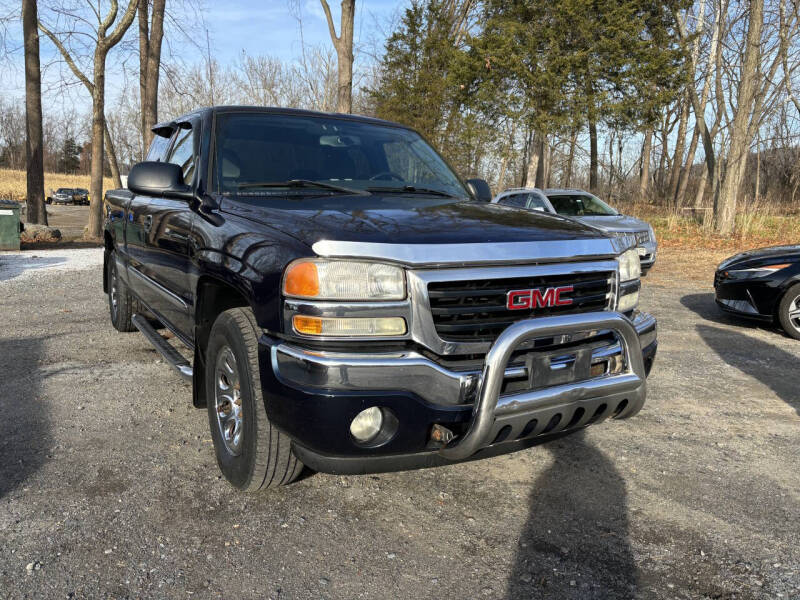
[427,271,615,342]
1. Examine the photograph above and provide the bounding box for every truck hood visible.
[222,196,608,247]
[571,214,650,233]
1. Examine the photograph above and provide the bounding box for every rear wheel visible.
[777,283,800,340]
[206,307,303,491]
[107,251,139,332]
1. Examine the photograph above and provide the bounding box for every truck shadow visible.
[680,293,764,330]
[696,324,799,417]
[507,432,636,599]
[0,336,50,499]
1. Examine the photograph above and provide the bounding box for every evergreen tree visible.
[369,1,490,176]
[60,137,82,174]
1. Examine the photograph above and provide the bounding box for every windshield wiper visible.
[237,179,370,196]
[367,185,459,198]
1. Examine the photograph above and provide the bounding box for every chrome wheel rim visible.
[789,296,800,332]
[214,346,243,456]
[109,262,119,319]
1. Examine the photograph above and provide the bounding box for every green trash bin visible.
[0,199,22,250]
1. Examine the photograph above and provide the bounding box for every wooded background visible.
[3,0,800,237]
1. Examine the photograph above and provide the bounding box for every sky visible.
[0,0,401,113]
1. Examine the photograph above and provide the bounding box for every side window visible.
[166,126,196,184]
[499,193,527,208]
[146,133,173,162]
[527,193,549,212]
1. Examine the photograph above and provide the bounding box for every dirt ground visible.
[0,248,798,600]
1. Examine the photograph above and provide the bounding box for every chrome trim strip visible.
[439,311,646,460]
[129,266,188,309]
[313,238,628,267]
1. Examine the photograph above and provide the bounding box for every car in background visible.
[714,245,800,339]
[49,188,76,205]
[73,188,90,205]
[492,188,657,273]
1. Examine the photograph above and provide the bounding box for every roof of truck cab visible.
[152,106,413,135]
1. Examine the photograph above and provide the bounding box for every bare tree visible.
[320,0,355,113]
[22,0,47,225]
[138,0,165,152]
[39,0,139,240]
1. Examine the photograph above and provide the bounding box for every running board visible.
[132,314,193,382]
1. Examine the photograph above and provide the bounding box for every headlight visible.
[723,263,791,280]
[618,248,641,282]
[648,224,656,244]
[283,259,406,300]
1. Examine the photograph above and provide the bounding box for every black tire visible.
[107,251,139,332]
[777,283,800,340]
[206,307,303,491]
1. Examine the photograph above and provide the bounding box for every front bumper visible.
[714,275,777,322]
[638,242,657,270]
[259,311,657,474]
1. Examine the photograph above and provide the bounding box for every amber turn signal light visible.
[284,261,319,298]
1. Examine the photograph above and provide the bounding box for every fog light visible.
[350,407,383,443]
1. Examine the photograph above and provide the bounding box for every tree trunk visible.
[675,125,700,207]
[23,0,47,225]
[669,94,690,203]
[321,0,355,113]
[564,128,577,187]
[103,121,122,189]
[139,0,165,154]
[589,119,598,191]
[534,134,546,188]
[639,128,653,201]
[715,0,764,235]
[496,122,515,191]
[526,132,541,188]
[87,55,107,240]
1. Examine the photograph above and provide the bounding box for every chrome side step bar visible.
[132,314,193,382]
[439,311,646,460]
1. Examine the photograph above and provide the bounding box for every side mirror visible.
[466,178,492,203]
[128,161,193,201]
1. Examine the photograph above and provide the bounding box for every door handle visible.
[143,214,153,232]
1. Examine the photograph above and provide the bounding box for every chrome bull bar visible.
[439,311,646,460]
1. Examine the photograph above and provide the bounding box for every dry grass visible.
[0,168,113,202]
[621,202,799,253]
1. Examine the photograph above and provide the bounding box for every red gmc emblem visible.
[506,286,574,310]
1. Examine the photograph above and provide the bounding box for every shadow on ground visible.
[0,253,65,282]
[0,336,50,499]
[697,324,799,416]
[679,292,766,329]
[507,432,636,599]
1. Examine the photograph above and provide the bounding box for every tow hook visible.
[430,424,455,446]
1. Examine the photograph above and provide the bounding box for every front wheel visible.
[777,283,800,340]
[206,307,303,491]
[107,251,139,332]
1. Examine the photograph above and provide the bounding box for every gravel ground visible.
[0,248,797,600]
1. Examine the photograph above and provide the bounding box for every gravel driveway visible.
[0,248,797,599]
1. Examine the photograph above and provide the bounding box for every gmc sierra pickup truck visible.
[103,106,657,492]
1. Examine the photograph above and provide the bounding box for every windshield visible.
[546,193,617,216]
[213,112,469,201]
[56,188,72,194]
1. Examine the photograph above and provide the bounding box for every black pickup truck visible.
[103,106,657,491]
